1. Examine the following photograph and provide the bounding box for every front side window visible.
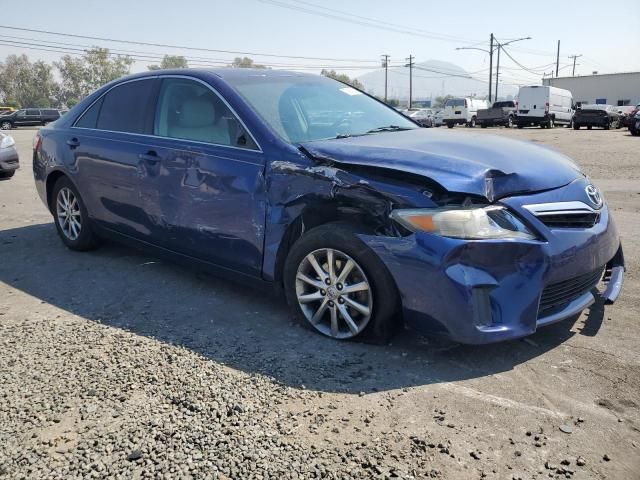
[154,78,257,149]
[26,109,40,116]
[226,74,416,144]
[96,79,156,134]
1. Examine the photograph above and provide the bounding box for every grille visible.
[538,267,604,316]
[523,201,601,229]
[535,211,599,228]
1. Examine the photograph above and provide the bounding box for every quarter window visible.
[96,79,156,134]
[154,78,257,149]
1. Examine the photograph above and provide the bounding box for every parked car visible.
[0,106,17,115]
[0,108,62,129]
[617,106,637,128]
[33,69,624,344]
[477,101,517,128]
[573,104,620,130]
[0,132,19,179]
[432,109,445,127]
[404,108,434,127]
[629,110,640,136]
[515,86,573,128]
[443,97,488,128]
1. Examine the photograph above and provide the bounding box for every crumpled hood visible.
[300,129,584,200]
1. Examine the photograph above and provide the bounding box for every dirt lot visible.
[1,126,638,479]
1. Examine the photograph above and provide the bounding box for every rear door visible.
[70,77,162,240]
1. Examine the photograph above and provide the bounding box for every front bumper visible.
[360,179,623,344]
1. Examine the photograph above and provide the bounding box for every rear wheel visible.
[284,223,399,343]
[507,116,514,128]
[0,170,15,179]
[447,122,454,129]
[52,176,98,251]
[0,121,12,130]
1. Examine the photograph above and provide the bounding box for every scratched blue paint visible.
[33,69,624,344]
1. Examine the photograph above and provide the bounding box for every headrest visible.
[178,97,215,128]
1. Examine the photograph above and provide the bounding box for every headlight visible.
[0,135,15,149]
[390,206,536,240]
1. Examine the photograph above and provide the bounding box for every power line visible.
[257,0,483,44]
[0,24,380,63]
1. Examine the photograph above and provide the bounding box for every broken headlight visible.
[390,206,535,240]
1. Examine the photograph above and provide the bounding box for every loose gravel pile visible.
[0,311,442,479]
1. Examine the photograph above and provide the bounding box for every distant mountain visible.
[357,59,518,101]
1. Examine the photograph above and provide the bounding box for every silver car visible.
[0,132,19,179]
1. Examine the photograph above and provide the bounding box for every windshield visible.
[445,99,465,107]
[226,74,417,143]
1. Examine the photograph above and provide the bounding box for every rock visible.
[127,450,143,461]
[576,457,586,466]
[603,454,611,462]
[559,425,572,434]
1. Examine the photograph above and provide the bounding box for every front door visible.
[143,77,266,276]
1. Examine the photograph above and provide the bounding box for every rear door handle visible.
[138,151,160,164]
[66,138,80,148]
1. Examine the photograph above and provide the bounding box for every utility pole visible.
[488,33,494,103]
[405,55,414,109]
[494,42,501,101]
[568,54,582,77]
[381,54,390,103]
[555,40,560,77]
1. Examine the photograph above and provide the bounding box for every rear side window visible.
[75,97,104,129]
[96,79,156,134]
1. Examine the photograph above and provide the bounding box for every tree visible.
[148,55,189,71]
[0,54,57,107]
[55,48,133,107]
[433,95,454,109]
[229,57,267,69]
[320,69,364,90]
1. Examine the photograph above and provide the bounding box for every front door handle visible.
[138,151,160,164]
[66,138,80,149]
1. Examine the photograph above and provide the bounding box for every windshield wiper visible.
[365,125,411,134]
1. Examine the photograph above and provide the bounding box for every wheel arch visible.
[45,169,79,213]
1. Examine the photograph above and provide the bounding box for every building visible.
[542,72,640,107]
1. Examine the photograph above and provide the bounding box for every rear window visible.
[96,79,156,134]
[445,99,465,107]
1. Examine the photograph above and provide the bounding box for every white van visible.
[443,97,488,128]
[515,86,573,128]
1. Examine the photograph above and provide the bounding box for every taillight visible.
[545,102,549,113]
[33,133,42,152]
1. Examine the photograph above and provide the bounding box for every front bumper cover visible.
[359,181,623,344]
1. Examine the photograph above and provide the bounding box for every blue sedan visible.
[33,69,624,344]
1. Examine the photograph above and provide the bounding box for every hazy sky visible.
[1,0,639,85]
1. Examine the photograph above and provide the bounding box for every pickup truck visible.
[477,101,516,128]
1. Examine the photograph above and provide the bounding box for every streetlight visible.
[494,37,531,100]
[456,35,531,102]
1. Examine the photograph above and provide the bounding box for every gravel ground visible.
[0,126,639,480]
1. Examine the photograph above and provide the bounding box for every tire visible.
[548,117,555,129]
[507,116,514,128]
[604,122,610,130]
[631,127,640,137]
[51,176,99,251]
[283,223,399,343]
[480,123,487,128]
[468,117,476,128]
[447,122,454,129]
[573,123,580,130]
[587,126,592,130]
[0,170,15,179]
[0,121,12,130]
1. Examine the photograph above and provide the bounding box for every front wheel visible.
[447,122,454,129]
[507,116,514,128]
[0,121,12,130]
[468,117,476,128]
[52,176,99,251]
[284,224,399,343]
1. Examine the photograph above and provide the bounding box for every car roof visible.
[120,68,321,82]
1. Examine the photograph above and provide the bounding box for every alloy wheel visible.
[0,122,11,130]
[56,187,82,241]
[295,248,373,339]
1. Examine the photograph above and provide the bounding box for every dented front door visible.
[140,138,266,276]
